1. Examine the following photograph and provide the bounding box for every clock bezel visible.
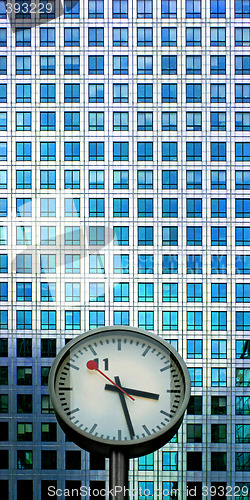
[49,326,191,458]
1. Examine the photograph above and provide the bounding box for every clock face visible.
[49,327,190,457]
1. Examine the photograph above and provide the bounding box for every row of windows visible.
[1,54,249,75]
[1,141,250,162]
[1,422,249,445]
[0,449,249,474]
[2,170,250,191]
[0,309,249,330]
[0,338,249,359]
[2,83,250,104]
[1,111,249,132]
[1,26,250,48]
[0,253,250,275]
[3,197,250,219]
[3,226,250,247]
[1,281,250,304]
[1,0,250,19]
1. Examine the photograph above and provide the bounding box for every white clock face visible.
[51,328,189,445]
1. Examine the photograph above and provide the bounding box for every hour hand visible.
[105,384,159,401]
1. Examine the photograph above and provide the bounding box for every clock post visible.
[109,450,129,500]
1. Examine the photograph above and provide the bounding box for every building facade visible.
[0,0,250,498]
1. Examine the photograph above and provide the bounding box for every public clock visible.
[49,326,190,458]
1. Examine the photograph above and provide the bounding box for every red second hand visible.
[86,360,135,401]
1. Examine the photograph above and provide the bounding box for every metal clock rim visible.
[49,326,191,458]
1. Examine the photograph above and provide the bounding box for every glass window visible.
[114,112,128,131]
[113,227,129,245]
[187,311,202,330]
[114,84,128,103]
[187,396,202,415]
[162,171,177,189]
[186,112,202,131]
[138,199,153,217]
[211,255,227,274]
[210,0,226,16]
[138,84,153,102]
[187,339,203,358]
[113,55,128,75]
[138,311,154,330]
[211,283,227,302]
[162,227,178,245]
[187,283,202,302]
[186,83,202,103]
[162,452,178,471]
[235,27,250,46]
[162,112,177,131]
[236,340,250,358]
[89,142,104,161]
[210,27,226,45]
[162,0,177,17]
[235,55,250,75]
[235,0,250,17]
[162,84,177,103]
[189,368,203,386]
[89,199,104,217]
[211,83,226,102]
[138,226,153,245]
[211,170,226,189]
[162,283,178,302]
[113,255,129,274]
[211,339,227,358]
[89,255,105,274]
[41,283,56,302]
[186,254,202,274]
[89,171,104,189]
[186,27,201,45]
[89,84,104,103]
[138,283,154,302]
[88,0,103,17]
[113,0,128,17]
[113,171,128,189]
[187,423,202,442]
[137,0,152,17]
[138,255,154,274]
[162,255,178,274]
[211,368,227,386]
[138,454,154,470]
[186,55,201,74]
[90,283,105,302]
[162,311,178,330]
[186,199,202,217]
[64,27,79,46]
[40,27,55,46]
[211,112,226,131]
[186,226,202,245]
[113,27,128,46]
[162,56,177,75]
[162,27,177,46]
[0,84,7,103]
[16,283,32,302]
[186,0,201,17]
[162,199,178,217]
[211,311,227,331]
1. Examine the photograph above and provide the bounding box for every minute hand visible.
[105,384,159,401]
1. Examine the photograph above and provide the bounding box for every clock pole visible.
[109,449,129,500]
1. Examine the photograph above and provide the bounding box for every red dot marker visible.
[87,360,98,370]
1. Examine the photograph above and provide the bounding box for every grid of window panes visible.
[0,0,250,498]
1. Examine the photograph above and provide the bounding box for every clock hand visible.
[114,376,135,439]
[86,360,135,401]
[104,384,159,401]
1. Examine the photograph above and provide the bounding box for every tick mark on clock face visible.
[117,339,121,350]
[66,408,79,416]
[142,424,151,436]
[88,345,97,356]
[160,364,171,372]
[142,346,150,357]
[89,423,98,434]
[67,363,79,371]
